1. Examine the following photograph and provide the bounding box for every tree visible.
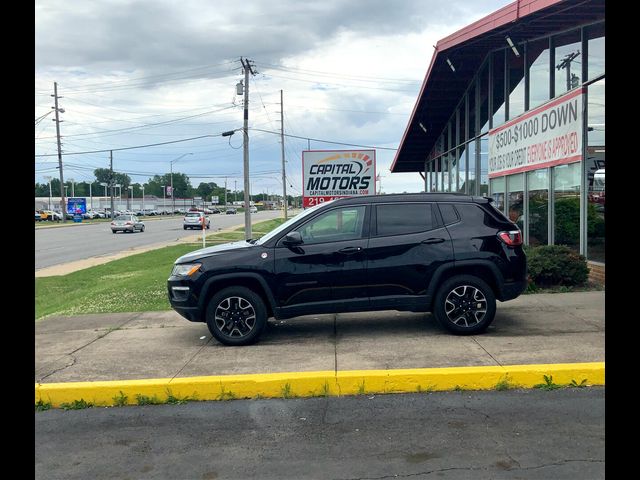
[93,168,131,190]
[169,172,193,198]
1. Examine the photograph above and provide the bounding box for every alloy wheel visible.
[214,296,257,338]
[444,285,487,327]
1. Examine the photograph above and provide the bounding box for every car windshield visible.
[254,201,335,245]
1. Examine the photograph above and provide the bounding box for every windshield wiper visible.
[246,238,257,244]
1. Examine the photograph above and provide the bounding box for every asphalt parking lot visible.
[35,291,604,384]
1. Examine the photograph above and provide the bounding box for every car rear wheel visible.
[205,287,267,346]
[433,275,496,335]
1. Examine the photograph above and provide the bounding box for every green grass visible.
[35,218,289,321]
[35,243,199,320]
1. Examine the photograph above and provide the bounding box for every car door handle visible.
[421,238,445,244]
[338,247,363,254]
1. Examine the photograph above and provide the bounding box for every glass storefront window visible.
[467,139,476,194]
[528,38,550,110]
[587,77,605,262]
[479,136,488,196]
[442,153,450,192]
[553,162,581,251]
[492,49,506,129]
[490,176,505,213]
[468,81,476,139]
[450,150,458,192]
[527,169,549,246]
[457,146,466,193]
[554,29,582,96]
[507,173,524,230]
[587,22,605,80]
[507,46,525,119]
[479,63,490,134]
[459,98,466,143]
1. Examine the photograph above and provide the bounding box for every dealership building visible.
[392,0,605,280]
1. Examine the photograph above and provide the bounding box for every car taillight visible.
[498,230,522,246]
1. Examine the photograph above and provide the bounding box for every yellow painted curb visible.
[35,362,604,408]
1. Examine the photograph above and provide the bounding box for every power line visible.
[249,127,398,151]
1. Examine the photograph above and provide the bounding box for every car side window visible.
[298,206,366,245]
[438,203,460,225]
[375,203,436,236]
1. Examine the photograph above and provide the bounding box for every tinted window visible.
[186,213,201,217]
[376,203,435,236]
[299,206,366,244]
[438,204,459,225]
[455,203,496,226]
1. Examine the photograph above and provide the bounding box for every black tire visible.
[183,226,187,230]
[433,275,496,335]
[140,225,145,232]
[112,230,116,234]
[206,223,210,229]
[205,286,267,346]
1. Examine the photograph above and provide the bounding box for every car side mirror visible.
[282,231,303,246]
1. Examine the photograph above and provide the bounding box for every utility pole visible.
[240,57,257,240]
[280,90,287,219]
[234,180,237,204]
[109,150,115,219]
[52,82,66,222]
[224,178,228,206]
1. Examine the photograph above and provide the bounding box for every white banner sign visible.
[488,88,584,178]
[302,150,376,208]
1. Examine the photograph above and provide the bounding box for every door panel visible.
[273,205,369,311]
[366,203,453,306]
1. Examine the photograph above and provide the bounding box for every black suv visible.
[168,194,527,346]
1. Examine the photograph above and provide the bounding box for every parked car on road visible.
[168,193,528,346]
[183,211,210,230]
[111,214,145,234]
[39,210,61,221]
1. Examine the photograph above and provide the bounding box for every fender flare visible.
[198,273,277,313]
[426,260,505,299]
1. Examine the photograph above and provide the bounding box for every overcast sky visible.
[35,0,508,197]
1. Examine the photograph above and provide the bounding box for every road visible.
[35,388,605,480]
[35,210,286,270]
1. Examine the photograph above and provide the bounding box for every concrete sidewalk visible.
[36,291,604,385]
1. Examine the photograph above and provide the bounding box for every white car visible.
[250,206,258,213]
[183,212,210,230]
[111,214,145,234]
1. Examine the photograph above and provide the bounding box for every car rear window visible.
[375,203,436,236]
[185,213,201,217]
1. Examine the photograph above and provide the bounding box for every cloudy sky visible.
[35,0,507,197]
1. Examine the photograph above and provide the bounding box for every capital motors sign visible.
[302,150,376,208]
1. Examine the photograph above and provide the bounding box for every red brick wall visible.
[588,261,605,285]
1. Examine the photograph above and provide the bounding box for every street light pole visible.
[162,185,166,213]
[128,186,134,211]
[142,185,145,212]
[169,153,193,214]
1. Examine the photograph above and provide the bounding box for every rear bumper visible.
[498,279,528,302]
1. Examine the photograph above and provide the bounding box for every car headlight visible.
[171,263,201,277]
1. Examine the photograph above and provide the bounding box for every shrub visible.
[527,245,589,287]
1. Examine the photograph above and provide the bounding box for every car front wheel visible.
[433,275,496,335]
[205,287,267,346]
